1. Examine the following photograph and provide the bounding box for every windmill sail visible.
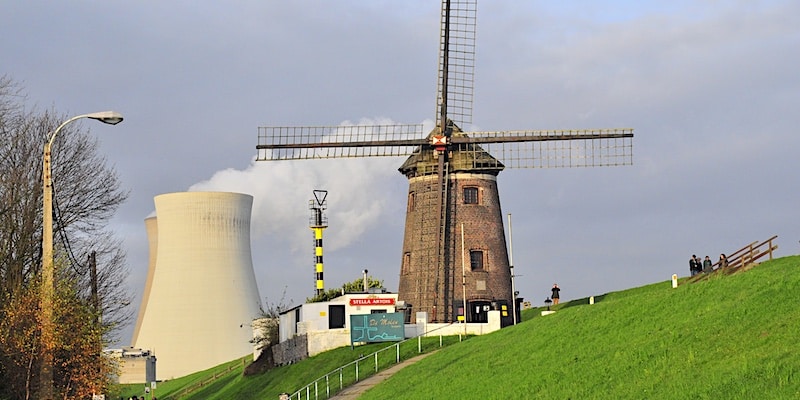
[258,125,632,169]
[257,124,425,160]
[436,0,477,131]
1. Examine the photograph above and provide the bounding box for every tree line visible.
[0,76,133,399]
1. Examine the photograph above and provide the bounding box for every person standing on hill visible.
[719,253,728,269]
[689,255,700,276]
[551,283,561,305]
[703,256,713,273]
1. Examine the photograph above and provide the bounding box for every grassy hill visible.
[116,255,800,399]
[361,255,800,399]
[114,336,463,399]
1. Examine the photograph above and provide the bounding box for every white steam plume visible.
[187,119,424,257]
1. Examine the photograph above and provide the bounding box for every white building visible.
[132,191,263,380]
[106,347,156,384]
[274,289,504,365]
[279,291,401,357]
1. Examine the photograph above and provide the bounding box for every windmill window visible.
[402,252,411,275]
[463,187,479,204]
[408,192,415,212]
[470,250,484,271]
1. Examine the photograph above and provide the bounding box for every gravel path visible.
[328,352,436,399]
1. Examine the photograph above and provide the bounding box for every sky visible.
[3,1,799,346]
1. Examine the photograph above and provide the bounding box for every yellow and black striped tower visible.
[309,190,328,296]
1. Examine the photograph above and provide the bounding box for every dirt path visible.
[328,352,436,399]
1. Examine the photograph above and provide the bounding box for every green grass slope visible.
[360,255,800,399]
[115,256,799,399]
[113,357,249,399]
[114,336,462,399]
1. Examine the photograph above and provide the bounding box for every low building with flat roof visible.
[107,347,156,384]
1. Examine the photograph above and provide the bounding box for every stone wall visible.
[272,334,308,366]
[307,329,352,357]
[404,310,502,337]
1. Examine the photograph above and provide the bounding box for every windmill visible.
[256,0,633,325]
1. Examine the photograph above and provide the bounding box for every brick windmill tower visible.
[256,0,633,325]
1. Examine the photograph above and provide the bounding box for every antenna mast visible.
[309,190,328,296]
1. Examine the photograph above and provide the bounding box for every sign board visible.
[349,297,395,306]
[350,313,404,344]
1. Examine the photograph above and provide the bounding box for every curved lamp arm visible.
[47,110,124,146]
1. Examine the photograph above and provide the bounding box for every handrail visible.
[716,240,759,269]
[173,358,246,398]
[288,323,464,400]
[722,235,778,273]
[722,235,777,270]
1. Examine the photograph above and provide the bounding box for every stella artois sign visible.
[349,297,396,306]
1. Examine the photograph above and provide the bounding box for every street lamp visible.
[40,111,123,399]
[506,213,517,325]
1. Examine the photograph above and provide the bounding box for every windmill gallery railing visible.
[691,235,778,282]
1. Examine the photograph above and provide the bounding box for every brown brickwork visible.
[398,136,513,323]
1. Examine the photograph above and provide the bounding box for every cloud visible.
[187,119,413,255]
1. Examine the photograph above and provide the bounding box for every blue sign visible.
[350,313,405,343]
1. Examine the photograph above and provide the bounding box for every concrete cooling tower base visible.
[132,191,262,380]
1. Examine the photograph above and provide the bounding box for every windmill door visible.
[469,300,492,323]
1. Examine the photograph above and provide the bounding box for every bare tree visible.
[0,76,132,396]
[0,76,41,292]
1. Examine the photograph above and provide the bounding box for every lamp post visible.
[460,224,467,331]
[40,111,123,399]
[507,213,517,325]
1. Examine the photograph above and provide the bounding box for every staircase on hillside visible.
[690,235,778,282]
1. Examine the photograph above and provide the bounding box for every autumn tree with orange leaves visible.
[1,276,117,399]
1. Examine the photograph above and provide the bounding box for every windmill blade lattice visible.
[452,128,634,169]
[258,124,633,169]
[436,0,477,131]
[257,124,424,160]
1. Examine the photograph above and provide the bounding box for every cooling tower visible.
[130,216,158,347]
[132,191,262,380]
